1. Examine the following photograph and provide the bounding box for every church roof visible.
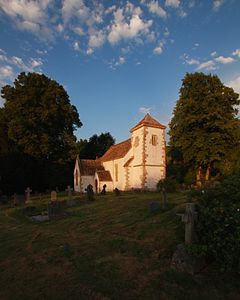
[100,139,131,162]
[78,159,104,176]
[96,170,113,182]
[130,114,166,132]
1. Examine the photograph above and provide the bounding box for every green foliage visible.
[169,72,240,182]
[190,174,240,271]
[157,177,178,193]
[1,72,82,161]
[77,132,115,159]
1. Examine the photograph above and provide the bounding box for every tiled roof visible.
[100,139,131,162]
[96,170,113,182]
[78,159,104,176]
[130,114,166,132]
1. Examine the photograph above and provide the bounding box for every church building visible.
[74,114,166,193]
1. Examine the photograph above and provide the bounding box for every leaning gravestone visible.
[181,203,198,244]
[86,184,94,201]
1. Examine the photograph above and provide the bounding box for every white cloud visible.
[211,51,217,57]
[0,0,53,40]
[73,26,84,36]
[139,106,152,114]
[0,65,14,79]
[164,28,170,37]
[165,0,180,8]
[89,30,105,49]
[147,1,167,18]
[115,56,125,66]
[153,41,164,55]
[215,56,235,64]
[232,49,240,58]
[108,7,153,45]
[213,0,224,11]
[186,58,199,65]
[196,60,216,71]
[86,48,93,55]
[73,41,80,51]
[226,76,240,94]
[179,9,187,18]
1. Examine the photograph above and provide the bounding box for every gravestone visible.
[47,201,65,219]
[101,184,107,195]
[66,185,75,206]
[181,203,198,244]
[25,187,32,203]
[86,184,94,201]
[51,190,57,201]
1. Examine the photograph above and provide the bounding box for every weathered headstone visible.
[47,201,65,219]
[51,190,57,201]
[86,184,94,201]
[101,184,107,195]
[181,203,198,244]
[25,187,32,203]
[66,185,75,206]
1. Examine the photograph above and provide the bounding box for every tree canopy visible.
[77,132,115,159]
[1,72,82,161]
[169,72,240,182]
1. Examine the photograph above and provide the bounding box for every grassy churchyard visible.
[0,191,239,300]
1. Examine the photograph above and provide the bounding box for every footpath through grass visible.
[0,192,239,300]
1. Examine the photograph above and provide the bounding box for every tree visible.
[1,72,82,162]
[77,132,115,159]
[169,72,239,183]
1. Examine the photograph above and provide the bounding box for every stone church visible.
[74,114,166,193]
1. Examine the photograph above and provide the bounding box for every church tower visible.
[130,114,166,190]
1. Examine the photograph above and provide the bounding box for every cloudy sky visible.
[0,0,239,142]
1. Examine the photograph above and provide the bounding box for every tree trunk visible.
[205,164,211,181]
[196,166,202,187]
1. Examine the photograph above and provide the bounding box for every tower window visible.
[152,135,157,146]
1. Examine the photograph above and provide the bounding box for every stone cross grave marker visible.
[25,187,32,203]
[181,203,198,244]
[51,190,57,201]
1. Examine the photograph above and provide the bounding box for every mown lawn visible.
[0,192,239,300]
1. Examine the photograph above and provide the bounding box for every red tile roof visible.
[96,170,113,182]
[100,139,131,162]
[78,159,104,176]
[130,114,166,132]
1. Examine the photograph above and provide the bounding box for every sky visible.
[0,0,240,143]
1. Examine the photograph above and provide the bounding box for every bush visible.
[157,177,178,193]
[190,174,240,271]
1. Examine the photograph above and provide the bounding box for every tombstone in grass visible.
[25,187,32,204]
[101,184,107,195]
[86,184,94,201]
[181,203,198,244]
[66,185,75,206]
[172,203,204,274]
[47,200,65,219]
[51,190,57,202]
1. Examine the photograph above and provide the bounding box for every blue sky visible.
[0,0,239,143]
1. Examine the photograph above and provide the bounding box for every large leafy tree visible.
[77,132,115,159]
[169,72,239,182]
[1,72,82,161]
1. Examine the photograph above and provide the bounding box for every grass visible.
[0,191,239,300]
